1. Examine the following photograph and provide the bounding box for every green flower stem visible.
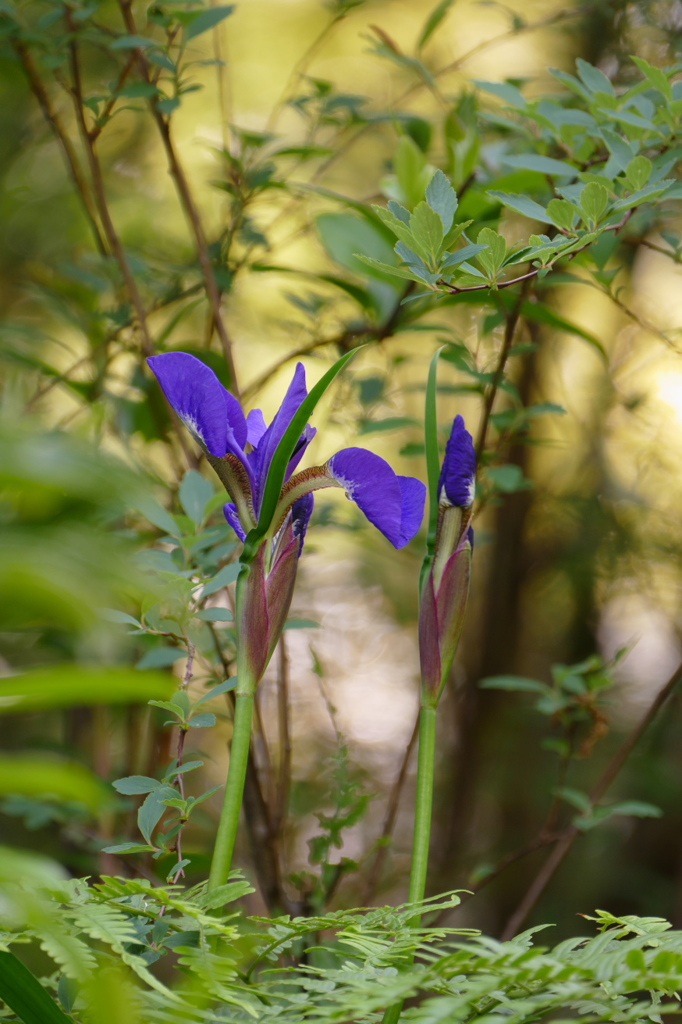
[408,704,437,913]
[381,703,437,1024]
[208,682,255,892]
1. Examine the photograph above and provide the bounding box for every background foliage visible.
[2,0,682,1018]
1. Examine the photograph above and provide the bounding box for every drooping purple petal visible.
[249,363,308,505]
[223,502,247,542]
[246,409,267,448]
[326,447,405,548]
[439,414,476,508]
[397,476,427,547]
[291,493,314,553]
[148,352,247,457]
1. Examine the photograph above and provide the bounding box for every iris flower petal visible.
[439,414,476,507]
[397,476,428,547]
[326,447,421,548]
[291,493,314,552]
[246,409,267,447]
[148,353,247,457]
[223,502,247,542]
[250,364,308,502]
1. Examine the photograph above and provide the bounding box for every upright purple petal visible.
[326,448,404,548]
[148,352,247,457]
[224,502,247,542]
[439,414,476,508]
[291,493,314,553]
[246,409,267,447]
[397,476,427,546]
[249,364,308,503]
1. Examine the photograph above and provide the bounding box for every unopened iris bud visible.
[419,415,475,705]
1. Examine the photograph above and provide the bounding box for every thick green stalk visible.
[208,682,255,891]
[407,704,437,912]
[382,704,437,1024]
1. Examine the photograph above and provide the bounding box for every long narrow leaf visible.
[242,348,361,560]
[420,348,443,592]
[0,951,73,1024]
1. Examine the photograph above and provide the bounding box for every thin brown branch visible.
[311,9,577,184]
[13,38,106,255]
[362,710,420,905]
[117,0,240,395]
[64,11,154,358]
[500,659,682,940]
[273,635,292,835]
[242,283,415,400]
[475,279,530,460]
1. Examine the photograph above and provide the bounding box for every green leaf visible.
[353,255,418,281]
[546,198,579,231]
[99,609,141,627]
[631,56,672,100]
[611,179,673,211]
[358,416,419,434]
[110,34,158,50]
[283,618,320,630]
[200,562,240,596]
[625,154,652,191]
[394,134,428,209]
[555,786,592,813]
[0,951,73,1024]
[417,0,455,50]
[112,776,160,795]
[136,646,184,670]
[600,128,637,173]
[422,348,443,587]
[502,153,578,178]
[195,607,233,622]
[188,712,217,728]
[184,4,235,41]
[410,202,444,262]
[316,212,402,286]
[425,169,458,233]
[604,800,663,819]
[243,349,360,557]
[475,227,507,279]
[373,205,430,263]
[179,470,213,527]
[101,842,155,854]
[0,665,174,712]
[487,191,548,222]
[480,676,547,693]
[441,243,487,269]
[135,496,181,537]
[138,785,177,844]
[193,679,238,707]
[579,182,609,226]
[475,79,527,109]
[576,58,614,95]
[486,464,532,492]
[0,756,111,813]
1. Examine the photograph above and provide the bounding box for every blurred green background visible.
[1,0,682,943]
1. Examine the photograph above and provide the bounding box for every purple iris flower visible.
[147,352,426,552]
[419,415,475,704]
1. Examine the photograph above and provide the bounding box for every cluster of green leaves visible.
[359,65,681,294]
[482,655,662,832]
[3,864,682,1024]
